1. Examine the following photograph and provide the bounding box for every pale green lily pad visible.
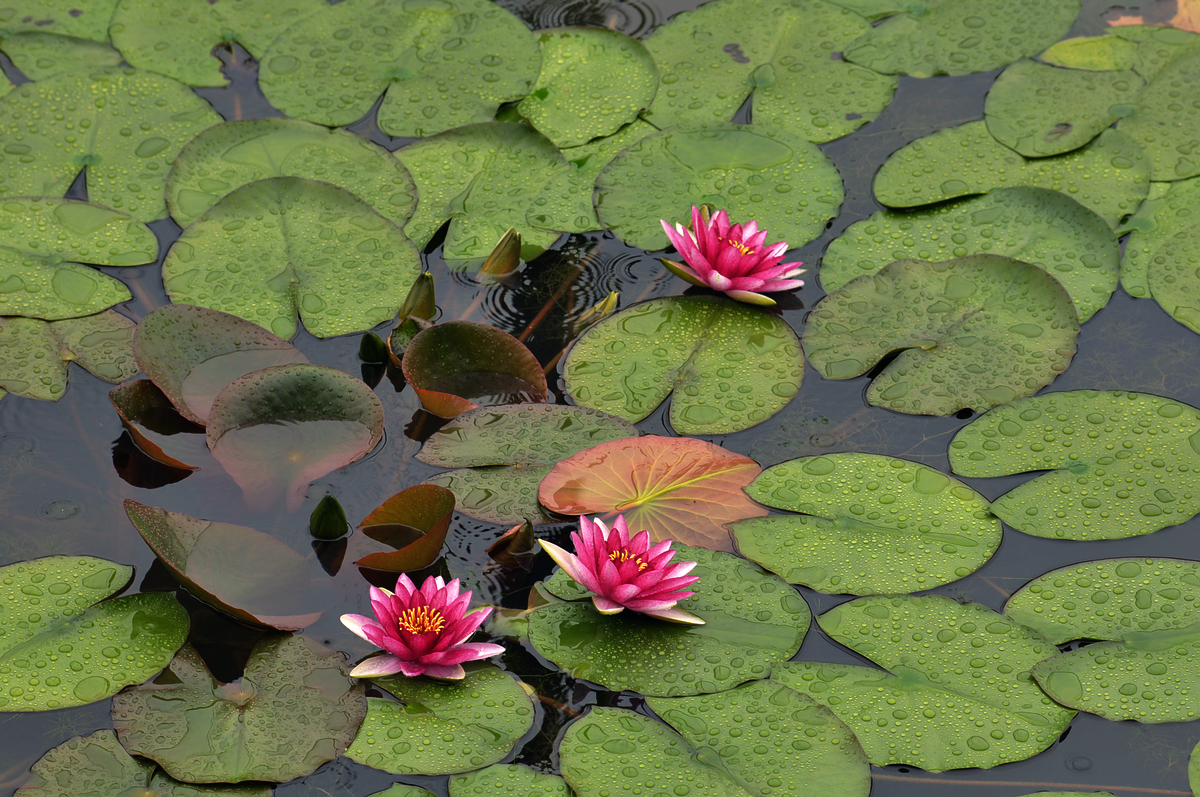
[110,0,325,86]
[0,66,221,222]
[985,59,1142,158]
[873,122,1150,229]
[345,665,535,775]
[821,187,1119,321]
[1148,231,1200,333]
[1041,35,1138,71]
[1120,174,1200,297]
[843,0,1081,77]
[0,32,121,80]
[560,707,754,797]
[259,0,540,137]
[518,28,656,148]
[949,390,1200,540]
[0,1,119,41]
[563,296,804,435]
[775,595,1076,771]
[1119,48,1200,181]
[163,176,421,339]
[398,122,568,263]
[731,453,999,595]
[0,197,157,320]
[0,311,139,402]
[647,680,870,797]
[418,403,637,525]
[1111,25,1200,81]
[0,555,188,712]
[803,255,1079,416]
[822,0,907,18]
[1191,739,1200,796]
[640,0,896,142]
[167,118,417,228]
[450,764,571,797]
[113,636,366,783]
[594,121,843,250]
[528,544,810,697]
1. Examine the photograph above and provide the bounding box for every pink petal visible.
[592,596,626,614]
[349,654,406,678]
[423,663,467,680]
[725,289,776,306]
[707,272,733,291]
[340,614,377,643]
[424,643,507,665]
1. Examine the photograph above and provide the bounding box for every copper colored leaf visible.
[109,380,203,471]
[353,484,455,572]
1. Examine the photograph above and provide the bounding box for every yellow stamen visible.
[609,549,648,572]
[722,237,754,256]
[397,605,446,635]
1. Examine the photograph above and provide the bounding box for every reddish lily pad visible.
[109,380,204,471]
[538,435,766,552]
[351,484,456,572]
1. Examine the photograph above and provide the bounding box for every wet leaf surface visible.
[1121,174,1200,297]
[1110,24,1200,80]
[1148,230,1200,333]
[352,483,455,571]
[449,764,571,796]
[0,0,119,41]
[1119,48,1200,180]
[1040,34,1139,70]
[0,311,139,402]
[109,380,203,470]
[0,32,121,81]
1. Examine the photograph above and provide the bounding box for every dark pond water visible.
[2,0,1199,795]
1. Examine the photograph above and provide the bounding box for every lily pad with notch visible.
[350,484,455,572]
[110,380,204,471]
[0,311,140,402]
[449,764,571,797]
[0,32,121,81]
[1120,174,1200,298]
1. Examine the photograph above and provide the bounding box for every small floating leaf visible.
[352,484,455,572]
[1121,174,1200,297]
[0,32,122,82]
[0,311,139,402]
[449,764,571,797]
[109,380,202,471]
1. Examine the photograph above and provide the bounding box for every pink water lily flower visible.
[660,206,805,306]
[341,574,505,680]
[539,514,704,625]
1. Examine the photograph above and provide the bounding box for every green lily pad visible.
[1120,174,1200,297]
[647,680,870,797]
[449,764,571,797]
[822,0,907,18]
[0,32,122,81]
[0,1,119,41]
[418,403,636,525]
[527,544,810,697]
[0,66,221,222]
[259,0,540,137]
[113,636,366,782]
[1111,25,1200,81]
[1041,35,1139,71]
[594,121,843,251]
[821,187,1119,321]
[167,118,417,228]
[1148,231,1200,333]
[345,664,535,775]
[775,595,1076,771]
[365,787,436,797]
[731,453,999,595]
[1118,48,1200,181]
[0,311,139,402]
[640,0,897,143]
[803,255,1079,416]
[518,27,656,148]
[949,390,1200,540]
[842,0,1081,77]
[873,122,1150,229]
[0,555,188,712]
[110,0,325,86]
[0,197,157,321]
[1192,739,1200,796]
[563,295,804,435]
[162,176,422,339]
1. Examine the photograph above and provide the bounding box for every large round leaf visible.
[449,764,571,797]
[259,0,540,137]
[528,544,810,696]
[113,636,367,783]
[0,67,221,222]
[1121,174,1200,298]
[775,595,1076,771]
[594,122,844,251]
[1148,230,1200,334]
[0,32,122,81]
[640,0,896,142]
[821,187,1119,321]
[803,255,1079,416]
[0,556,188,712]
[345,664,535,775]
[949,390,1200,540]
[0,311,139,402]
[563,296,804,435]
[873,122,1150,229]
[1119,48,1200,180]
[731,453,1000,595]
[167,118,417,228]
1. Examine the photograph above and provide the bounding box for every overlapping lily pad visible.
[0,67,221,222]
[803,255,1079,416]
[113,636,366,783]
[594,122,844,250]
[1148,230,1200,333]
[1119,48,1200,180]
[1111,25,1200,81]
[0,1,119,41]
[563,296,804,434]
[0,311,140,402]
[640,0,896,142]
[820,188,1119,320]
[0,556,188,712]
[527,544,809,696]
[0,32,122,81]
[366,787,435,797]
[1041,34,1138,70]
[775,595,1076,771]
[449,764,571,797]
[352,484,455,571]
[109,380,204,471]
[731,453,1000,595]
[259,0,540,137]
[949,390,1200,540]
[345,665,535,775]
[1120,174,1200,297]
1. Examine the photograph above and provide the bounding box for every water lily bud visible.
[399,272,436,321]
[480,228,521,278]
[358,331,389,363]
[309,495,348,540]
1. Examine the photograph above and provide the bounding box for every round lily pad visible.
[1148,231,1200,334]
[0,66,221,222]
[803,255,1080,416]
[527,544,810,697]
[259,0,540,137]
[1191,740,1200,796]
[0,311,140,402]
[595,122,844,251]
[821,187,1119,321]
[1119,48,1200,180]
[949,390,1200,540]
[167,118,417,228]
[563,295,804,435]
[162,176,422,339]
[873,122,1150,229]
[775,595,1076,771]
[1040,34,1139,71]
[345,664,535,775]
[0,32,122,81]
[0,1,119,42]
[449,764,571,797]
[1121,174,1200,298]
[732,453,1000,595]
